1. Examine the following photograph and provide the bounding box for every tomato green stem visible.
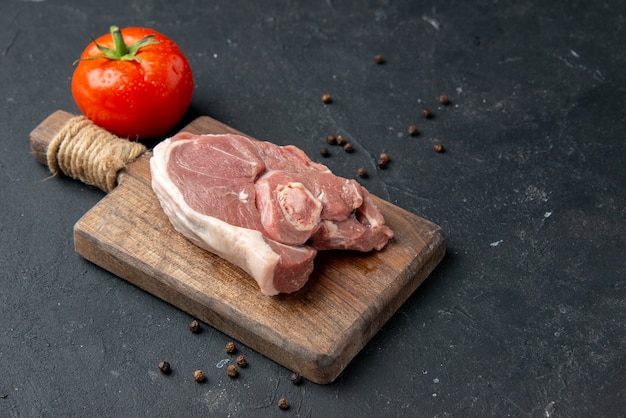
[111,26,131,57]
[76,25,159,64]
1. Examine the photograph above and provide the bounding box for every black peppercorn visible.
[278,398,290,410]
[193,369,206,382]
[343,143,354,153]
[290,372,302,385]
[320,147,330,157]
[434,144,445,153]
[326,135,337,145]
[158,361,171,375]
[374,54,385,64]
[357,167,368,178]
[422,108,433,119]
[236,355,247,367]
[227,364,238,378]
[225,341,237,354]
[438,94,450,105]
[188,319,200,333]
[408,125,419,137]
[377,152,391,169]
[321,94,332,104]
[336,135,346,145]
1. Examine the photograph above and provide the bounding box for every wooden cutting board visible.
[31,110,445,384]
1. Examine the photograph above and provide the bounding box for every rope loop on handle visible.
[47,116,146,192]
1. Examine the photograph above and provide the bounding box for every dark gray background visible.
[1,0,624,416]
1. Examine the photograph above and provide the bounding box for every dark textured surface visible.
[1,1,624,416]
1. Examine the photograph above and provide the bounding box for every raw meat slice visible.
[150,132,393,295]
[308,188,392,252]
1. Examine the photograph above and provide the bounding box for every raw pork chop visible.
[150,132,393,295]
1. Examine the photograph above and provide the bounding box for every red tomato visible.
[71,26,194,139]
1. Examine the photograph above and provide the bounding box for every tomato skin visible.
[71,27,194,139]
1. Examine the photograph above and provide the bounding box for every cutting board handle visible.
[30,110,75,166]
[30,111,146,192]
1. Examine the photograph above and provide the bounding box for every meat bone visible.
[30,110,446,384]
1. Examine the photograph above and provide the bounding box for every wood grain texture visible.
[30,110,75,166]
[32,111,446,384]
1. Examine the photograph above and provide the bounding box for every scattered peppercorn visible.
[236,355,247,368]
[226,364,238,378]
[320,147,330,157]
[225,341,237,354]
[188,319,200,333]
[377,152,391,169]
[336,135,346,145]
[374,54,385,64]
[439,94,450,105]
[408,125,419,136]
[321,94,332,104]
[434,144,445,153]
[278,398,290,410]
[290,372,302,385]
[158,361,171,375]
[343,143,354,153]
[193,369,206,382]
[357,167,368,178]
[326,134,337,145]
[422,108,433,119]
